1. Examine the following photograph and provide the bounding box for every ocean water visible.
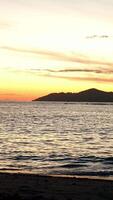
[0,101,113,177]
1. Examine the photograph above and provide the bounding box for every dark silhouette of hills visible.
[33,88,113,102]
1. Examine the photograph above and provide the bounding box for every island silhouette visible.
[33,88,113,102]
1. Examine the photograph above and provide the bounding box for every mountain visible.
[33,88,113,102]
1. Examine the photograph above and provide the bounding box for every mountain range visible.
[33,88,113,102]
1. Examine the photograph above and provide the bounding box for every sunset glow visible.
[0,0,113,101]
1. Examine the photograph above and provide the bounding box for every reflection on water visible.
[0,102,113,177]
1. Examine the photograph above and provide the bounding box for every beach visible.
[0,172,113,200]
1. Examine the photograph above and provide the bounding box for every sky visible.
[0,0,113,101]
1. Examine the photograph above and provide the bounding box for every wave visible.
[65,171,113,177]
[59,163,87,168]
[13,155,42,161]
[12,155,113,164]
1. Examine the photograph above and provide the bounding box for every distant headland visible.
[33,88,113,102]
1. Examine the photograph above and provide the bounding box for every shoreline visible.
[1,169,113,181]
[0,172,113,200]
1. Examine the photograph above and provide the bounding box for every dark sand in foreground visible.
[0,172,113,200]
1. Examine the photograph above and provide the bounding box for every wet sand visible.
[0,172,113,200]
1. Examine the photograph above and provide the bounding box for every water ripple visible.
[0,102,113,177]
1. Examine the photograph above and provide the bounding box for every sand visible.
[0,172,113,200]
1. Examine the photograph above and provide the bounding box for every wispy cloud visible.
[2,65,113,84]
[86,35,110,39]
[30,67,113,75]
[1,45,113,85]
[4,65,113,77]
[1,46,113,67]
[28,66,113,83]
[45,74,113,83]
[43,68,104,74]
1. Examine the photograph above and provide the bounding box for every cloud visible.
[45,68,102,74]
[1,45,113,85]
[44,74,113,83]
[30,67,113,75]
[7,65,112,79]
[86,35,110,39]
[1,46,113,67]
[1,65,113,84]
[28,66,113,83]
[1,46,70,61]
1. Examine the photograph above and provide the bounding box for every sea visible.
[0,101,113,178]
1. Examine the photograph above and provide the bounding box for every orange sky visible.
[0,0,113,101]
